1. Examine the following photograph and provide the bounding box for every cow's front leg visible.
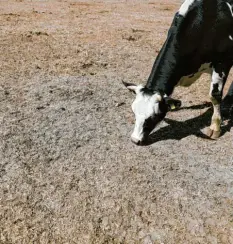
[203,65,230,139]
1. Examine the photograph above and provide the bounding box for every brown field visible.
[0,0,233,243]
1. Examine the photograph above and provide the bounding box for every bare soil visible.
[0,0,233,243]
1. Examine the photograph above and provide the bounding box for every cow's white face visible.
[123,81,181,145]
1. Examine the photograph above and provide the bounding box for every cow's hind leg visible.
[203,64,231,139]
[222,81,233,117]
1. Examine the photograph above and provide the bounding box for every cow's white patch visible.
[229,35,233,41]
[177,63,212,87]
[179,0,197,16]
[226,2,233,17]
[131,92,160,142]
[211,69,225,93]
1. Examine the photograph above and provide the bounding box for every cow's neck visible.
[146,36,182,96]
[146,14,184,96]
[146,51,180,96]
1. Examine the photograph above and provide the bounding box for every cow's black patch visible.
[211,83,222,103]
[142,112,166,137]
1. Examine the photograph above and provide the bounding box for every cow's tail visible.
[222,82,233,117]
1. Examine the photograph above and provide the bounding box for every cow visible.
[123,0,233,145]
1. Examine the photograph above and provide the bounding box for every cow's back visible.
[146,0,233,95]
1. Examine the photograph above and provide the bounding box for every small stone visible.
[115,102,125,107]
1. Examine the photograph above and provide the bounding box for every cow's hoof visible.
[202,127,221,139]
[211,130,221,139]
[202,127,213,138]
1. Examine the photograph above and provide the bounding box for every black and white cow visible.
[123,0,233,145]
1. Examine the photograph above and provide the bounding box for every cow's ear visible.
[164,97,182,111]
[122,81,138,94]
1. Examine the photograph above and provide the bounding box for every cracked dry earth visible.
[0,0,233,243]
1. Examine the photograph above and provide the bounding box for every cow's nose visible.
[131,136,141,145]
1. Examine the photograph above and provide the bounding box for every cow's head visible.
[123,81,181,145]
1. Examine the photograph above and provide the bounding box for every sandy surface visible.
[0,0,233,243]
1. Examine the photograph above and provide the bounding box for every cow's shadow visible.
[144,103,233,145]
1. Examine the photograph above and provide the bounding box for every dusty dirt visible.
[0,0,233,243]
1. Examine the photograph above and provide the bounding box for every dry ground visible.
[0,0,233,243]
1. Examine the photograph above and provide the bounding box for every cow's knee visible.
[210,83,222,105]
[203,76,224,138]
